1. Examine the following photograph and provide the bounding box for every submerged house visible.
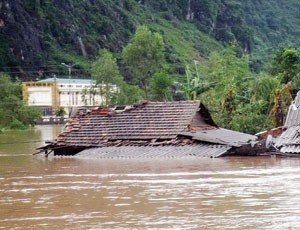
[40,101,258,158]
[275,91,300,155]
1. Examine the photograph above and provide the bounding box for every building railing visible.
[35,116,68,125]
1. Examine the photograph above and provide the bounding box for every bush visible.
[9,119,26,130]
[0,73,41,128]
[55,108,66,116]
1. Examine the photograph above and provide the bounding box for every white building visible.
[22,77,105,115]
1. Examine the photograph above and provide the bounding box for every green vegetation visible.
[91,48,142,105]
[3,0,300,74]
[111,82,142,106]
[270,46,300,86]
[3,1,300,134]
[243,0,300,61]
[0,73,40,130]
[91,49,124,105]
[122,25,165,98]
[183,46,295,134]
[88,33,300,134]
[150,70,173,101]
[55,108,66,117]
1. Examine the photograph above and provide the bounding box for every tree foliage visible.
[199,47,250,124]
[122,25,165,98]
[91,49,123,105]
[0,73,40,129]
[91,48,143,106]
[196,47,283,134]
[111,82,142,105]
[150,70,173,101]
[270,46,300,86]
[269,83,292,127]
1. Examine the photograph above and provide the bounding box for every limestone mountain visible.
[1,0,300,79]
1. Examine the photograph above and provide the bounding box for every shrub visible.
[9,119,26,130]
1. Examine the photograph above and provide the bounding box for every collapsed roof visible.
[41,100,257,158]
[275,91,300,154]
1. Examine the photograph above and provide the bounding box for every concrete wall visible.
[27,87,52,106]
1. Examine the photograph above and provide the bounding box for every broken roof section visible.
[180,128,257,147]
[45,100,257,158]
[275,91,300,154]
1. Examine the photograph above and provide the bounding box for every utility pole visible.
[61,63,76,116]
[53,74,57,114]
[194,59,200,81]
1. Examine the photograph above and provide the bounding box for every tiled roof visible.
[55,101,211,147]
[39,100,261,158]
[76,144,231,159]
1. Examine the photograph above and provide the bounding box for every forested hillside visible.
[1,0,300,132]
[0,1,272,77]
[1,0,300,79]
[243,0,300,60]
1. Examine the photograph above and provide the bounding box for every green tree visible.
[196,47,281,133]
[249,73,280,105]
[0,73,40,129]
[230,103,272,134]
[150,70,173,101]
[111,82,142,105]
[231,73,281,133]
[184,64,200,100]
[271,46,300,85]
[200,47,250,127]
[183,62,216,100]
[91,49,123,105]
[122,25,165,98]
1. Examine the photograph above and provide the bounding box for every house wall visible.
[190,103,218,130]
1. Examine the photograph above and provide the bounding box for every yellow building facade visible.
[22,78,103,115]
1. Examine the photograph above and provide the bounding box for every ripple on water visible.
[1,158,300,229]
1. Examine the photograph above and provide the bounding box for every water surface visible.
[0,125,300,229]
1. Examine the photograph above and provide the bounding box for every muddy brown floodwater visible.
[1,125,300,229]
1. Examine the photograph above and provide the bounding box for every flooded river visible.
[1,125,300,229]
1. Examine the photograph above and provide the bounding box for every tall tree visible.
[150,70,173,101]
[122,25,165,98]
[201,47,250,112]
[199,47,252,130]
[0,73,40,128]
[111,82,142,105]
[271,46,300,86]
[91,49,123,105]
[230,73,281,133]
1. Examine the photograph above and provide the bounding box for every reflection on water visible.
[1,126,300,229]
[0,125,63,156]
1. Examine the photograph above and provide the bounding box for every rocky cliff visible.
[1,1,44,66]
[1,0,299,79]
